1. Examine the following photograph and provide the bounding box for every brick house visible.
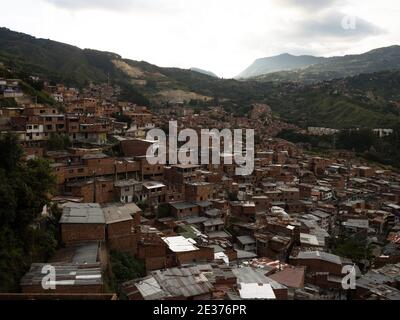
[60,203,106,245]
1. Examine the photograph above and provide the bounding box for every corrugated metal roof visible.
[153,266,214,298]
[20,263,103,287]
[162,236,199,253]
[60,203,105,224]
[238,283,276,300]
[237,236,256,245]
[103,204,134,224]
[135,276,169,300]
[297,251,342,265]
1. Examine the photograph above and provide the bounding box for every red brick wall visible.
[22,284,103,294]
[61,224,105,245]
[108,234,137,255]
[107,220,134,239]
[290,258,342,276]
[171,205,200,219]
[107,220,137,255]
[121,140,153,157]
[175,247,214,265]
[185,184,213,202]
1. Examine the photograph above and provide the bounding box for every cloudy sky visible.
[1,0,399,77]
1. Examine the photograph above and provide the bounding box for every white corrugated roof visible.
[162,236,199,253]
[214,252,229,265]
[239,283,276,300]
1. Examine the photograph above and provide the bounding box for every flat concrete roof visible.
[60,203,105,224]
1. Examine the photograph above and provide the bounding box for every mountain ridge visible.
[239,45,400,82]
[1,27,400,129]
[237,53,325,79]
[190,67,219,78]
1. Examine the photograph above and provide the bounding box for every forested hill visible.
[1,27,400,129]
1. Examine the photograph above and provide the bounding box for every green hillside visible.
[266,71,400,128]
[1,27,400,129]
[255,46,400,83]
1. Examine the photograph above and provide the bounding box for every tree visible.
[110,250,146,294]
[112,113,132,129]
[333,234,373,267]
[0,133,58,292]
[48,133,71,151]
[156,203,171,219]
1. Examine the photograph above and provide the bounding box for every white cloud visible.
[0,0,398,77]
[291,11,385,40]
[278,0,341,11]
[45,0,167,11]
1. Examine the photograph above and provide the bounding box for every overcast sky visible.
[1,0,399,78]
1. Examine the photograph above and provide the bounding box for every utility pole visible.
[93,170,97,203]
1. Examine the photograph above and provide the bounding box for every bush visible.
[48,133,71,151]
[110,251,146,292]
